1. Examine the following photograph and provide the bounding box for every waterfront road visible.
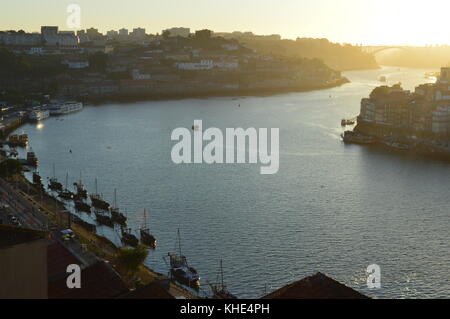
[0,178,51,230]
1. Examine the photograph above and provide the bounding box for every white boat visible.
[29,110,50,121]
[49,101,83,115]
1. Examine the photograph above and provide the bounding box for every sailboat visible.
[168,229,200,289]
[89,178,110,210]
[73,172,88,199]
[32,171,42,185]
[48,164,63,191]
[110,189,127,226]
[140,209,156,248]
[121,227,139,247]
[74,200,91,213]
[94,210,114,228]
[209,260,237,299]
[58,173,74,200]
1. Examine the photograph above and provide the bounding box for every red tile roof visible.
[263,272,369,299]
[47,241,79,280]
[48,261,129,299]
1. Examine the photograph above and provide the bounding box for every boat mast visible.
[95,178,98,194]
[65,172,68,189]
[220,259,224,289]
[177,228,182,256]
[53,163,56,179]
[143,208,147,229]
[114,188,117,208]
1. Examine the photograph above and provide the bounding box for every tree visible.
[195,29,212,40]
[116,245,149,275]
[88,52,108,72]
[0,159,22,177]
[162,30,170,40]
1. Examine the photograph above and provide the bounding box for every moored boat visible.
[32,171,42,185]
[48,101,83,115]
[140,208,156,248]
[58,173,74,200]
[90,178,110,210]
[26,151,39,166]
[73,173,88,199]
[8,133,28,147]
[341,131,374,145]
[58,190,74,200]
[110,189,127,226]
[121,227,139,247]
[74,200,91,213]
[168,229,200,289]
[209,260,237,299]
[29,109,50,122]
[341,119,356,126]
[95,210,114,228]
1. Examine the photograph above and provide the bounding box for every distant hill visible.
[220,35,379,71]
[376,46,450,68]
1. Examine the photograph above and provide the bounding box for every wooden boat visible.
[121,227,139,247]
[140,208,156,248]
[209,260,237,299]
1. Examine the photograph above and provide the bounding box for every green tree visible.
[116,245,149,275]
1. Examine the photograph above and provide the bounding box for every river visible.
[14,66,449,298]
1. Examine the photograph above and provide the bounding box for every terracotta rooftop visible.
[262,272,369,299]
[47,241,80,281]
[48,260,129,299]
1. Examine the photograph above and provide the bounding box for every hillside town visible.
[0,26,347,104]
[358,67,450,138]
[342,67,450,156]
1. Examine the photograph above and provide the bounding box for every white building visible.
[176,60,238,71]
[213,61,239,69]
[106,30,119,40]
[131,28,146,38]
[77,30,90,43]
[0,32,41,46]
[62,60,90,69]
[221,44,239,51]
[176,60,214,70]
[28,47,43,55]
[431,105,450,134]
[119,28,129,36]
[131,69,151,80]
[41,27,78,46]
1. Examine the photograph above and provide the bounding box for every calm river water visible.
[15,66,449,298]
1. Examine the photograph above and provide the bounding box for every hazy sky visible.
[2,0,450,45]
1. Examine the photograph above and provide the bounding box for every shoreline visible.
[85,77,350,105]
[346,120,450,161]
[1,173,198,298]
